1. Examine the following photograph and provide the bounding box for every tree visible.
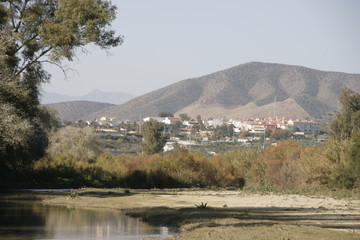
[179,113,191,121]
[47,126,103,160]
[0,0,121,171]
[168,121,182,136]
[328,89,360,188]
[212,124,234,141]
[239,130,252,138]
[330,88,360,140]
[270,129,293,142]
[0,69,54,170]
[348,131,360,178]
[141,119,167,154]
[158,111,173,118]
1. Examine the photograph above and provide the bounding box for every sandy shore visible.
[2,189,360,239]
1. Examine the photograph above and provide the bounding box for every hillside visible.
[46,101,115,122]
[85,62,360,121]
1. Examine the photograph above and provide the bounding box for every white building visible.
[143,117,165,123]
[287,120,320,134]
[164,117,182,125]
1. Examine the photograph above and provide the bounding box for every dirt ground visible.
[2,189,360,239]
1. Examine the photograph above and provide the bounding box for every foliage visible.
[195,202,209,209]
[348,131,360,178]
[166,121,182,136]
[46,126,103,160]
[269,129,293,142]
[28,135,359,190]
[262,140,303,188]
[327,89,360,189]
[0,70,56,171]
[179,113,191,121]
[239,130,252,138]
[158,111,173,117]
[329,88,360,140]
[212,124,234,140]
[330,131,360,189]
[141,119,167,154]
[0,0,120,177]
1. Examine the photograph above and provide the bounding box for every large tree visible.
[0,0,121,171]
[328,88,360,188]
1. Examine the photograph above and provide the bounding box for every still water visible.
[0,201,176,240]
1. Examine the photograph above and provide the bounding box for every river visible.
[0,201,177,240]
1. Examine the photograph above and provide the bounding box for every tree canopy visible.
[158,111,174,118]
[330,88,360,140]
[328,88,360,188]
[141,119,166,154]
[0,0,121,172]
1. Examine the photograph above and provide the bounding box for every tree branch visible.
[9,2,16,28]
[15,34,38,53]
[15,47,53,76]
[14,0,31,32]
[40,60,75,80]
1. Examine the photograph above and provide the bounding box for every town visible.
[80,114,325,154]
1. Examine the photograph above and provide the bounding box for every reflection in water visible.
[0,201,176,240]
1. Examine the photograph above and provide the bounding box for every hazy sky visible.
[42,0,360,97]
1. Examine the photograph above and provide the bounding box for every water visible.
[0,201,176,240]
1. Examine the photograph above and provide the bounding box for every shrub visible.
[262,140,304,188]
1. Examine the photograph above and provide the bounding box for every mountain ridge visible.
[49,62,360,122]
[87,62,360,121]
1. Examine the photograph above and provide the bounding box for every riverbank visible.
[2,188,360,239]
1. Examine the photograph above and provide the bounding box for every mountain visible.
[41,89,136,104]
[87,62,360,121]
[46,101,115,122]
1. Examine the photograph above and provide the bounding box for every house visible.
[143,117,165,123]
[95,116,117,127]
[264,124,277,130]
[163,142,175,152]
[277,123,293,131]
[204,119,223,127]
[164,117,182,125]
[232,120,256,131]
[183,120,198,126]
[249,123,266,133]
[287,119,320,134]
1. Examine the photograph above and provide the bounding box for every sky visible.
[42,0,360,97]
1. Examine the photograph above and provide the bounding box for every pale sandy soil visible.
[42,190,360,212]
[4,189,360,239]
[39,190,360,231]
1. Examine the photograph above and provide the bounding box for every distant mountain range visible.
[46,62,360,122]
[40,89,136,105]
